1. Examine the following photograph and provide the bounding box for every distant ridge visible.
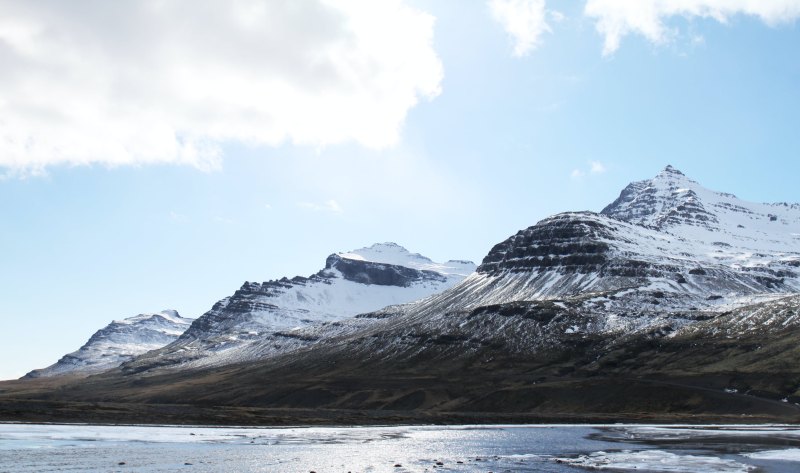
[24,310,193,378]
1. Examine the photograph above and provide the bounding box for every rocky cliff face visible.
[478,214,612,276]
[24,310,193,378]
[325,253,448,287]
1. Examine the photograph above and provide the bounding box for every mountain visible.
[120,243,476,372]
[24,310,193,378]
[5,166,800,424]
[324,166,799,326]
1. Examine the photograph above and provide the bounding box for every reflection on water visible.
[1,423,799,472]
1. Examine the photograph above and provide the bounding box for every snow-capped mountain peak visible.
[408,166,800,315]
[114,309,186,326]
[336,242,475,276]
[339,242,424,261]
[602,164,715,230]
[25,310,193,378]
[602,166,800,255]
[122,243,476,372]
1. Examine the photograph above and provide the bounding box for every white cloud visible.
[589,160,606,174]
[297,199,343,214]
[585,0,800,55]
[0,0,443,175]
[571,160,607,180]
[489,0,552,56]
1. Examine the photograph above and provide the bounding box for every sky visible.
[1,0,799,380]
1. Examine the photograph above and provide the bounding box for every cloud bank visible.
[584,0,800,55]
[0,0,443,174]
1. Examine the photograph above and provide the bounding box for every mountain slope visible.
[25,310,193,378]
[22,293,800,422]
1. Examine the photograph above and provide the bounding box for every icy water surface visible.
[1,423,800,472]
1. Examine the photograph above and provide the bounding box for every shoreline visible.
[2,398,799,428]
[2,420,799,429]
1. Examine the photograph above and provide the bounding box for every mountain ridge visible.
[24,243,476,379]
[24,310,193,379]
[118,243,477,373]
[6,166,800,424]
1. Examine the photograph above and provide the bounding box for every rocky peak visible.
[336,242,430,265]
[659,164,684,176]
[24,310,193,378]
[477,212,613,276]
[152,242,477,367]
[601,166,800,255]
[116,309,189,326]
[469,192,800,304]
[325,253,447,287]
[601,166,717,230]
[336,243,476,276]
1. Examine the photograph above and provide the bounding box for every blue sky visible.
[1,0,799,379]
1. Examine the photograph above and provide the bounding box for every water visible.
[1,423,799,472]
